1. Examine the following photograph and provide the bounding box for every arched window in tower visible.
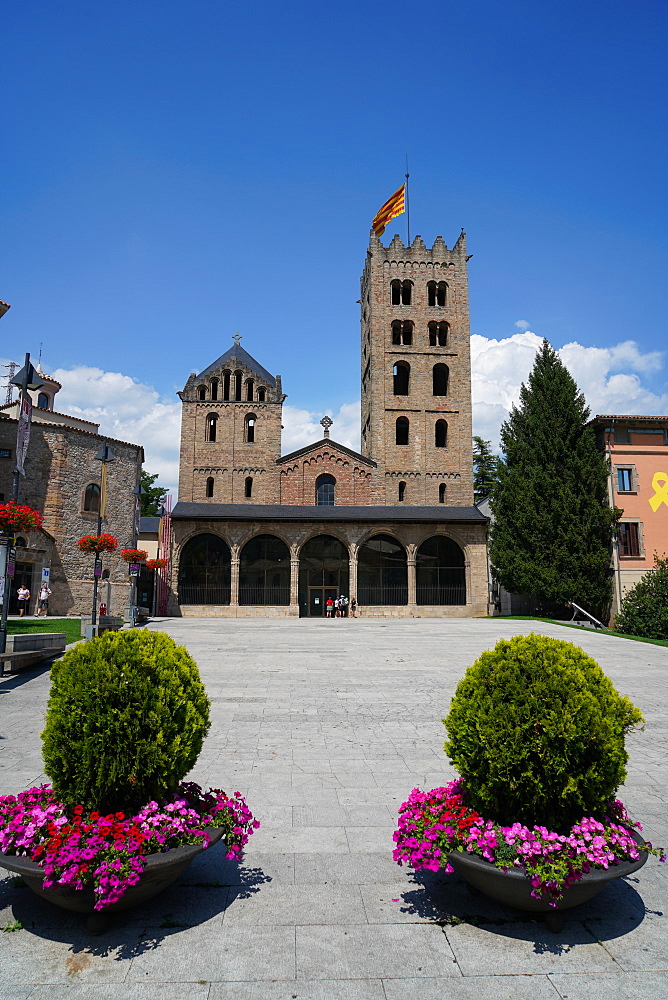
[206,477,214,498]
[391,321,413,346]
[257,387,266,402]
[395,416,409,445]
[435,419,448,448]
[398,481,406,502]
[427,280,448,307]
[246,378,254,401]
[223,370,231,401]
[390,279,413,305]
[439,483,447,503]
[84,483,101,512]
[393,362,410,396]
[316,473,335,506]
[37,392,50,410]
[432,363,449,396]
[245,476,253,498]
[234,370,243,401]
[245,413,256,443]
[198,385,207,400]
[210,378,219,401]
[428,321,449,346]
[206,413,218,442]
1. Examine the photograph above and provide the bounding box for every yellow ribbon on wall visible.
[648,472,668,512]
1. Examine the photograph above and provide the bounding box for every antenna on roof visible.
[3,362,17,405]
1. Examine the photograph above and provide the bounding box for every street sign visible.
[129,563,140,577]
[42,567,50,582]
[94,559,103,578]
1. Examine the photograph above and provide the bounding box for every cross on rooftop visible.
[232,333,242,346]
[320,415,333,438]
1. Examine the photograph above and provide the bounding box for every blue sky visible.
[2,1,667,494]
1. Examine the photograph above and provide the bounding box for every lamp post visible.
[126,483,146,626]
[0,348,43,654]
[89,444,115,636]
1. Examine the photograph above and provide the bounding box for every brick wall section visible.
[278,444,375,505]
[360,231,475,505]
[0,416,142,616]
[178,358,283,505]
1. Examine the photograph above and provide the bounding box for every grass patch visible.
[7,618,83,645]
[496,617,668,648]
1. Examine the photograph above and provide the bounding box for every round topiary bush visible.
[443,633,643,832]
[42,630,211,816]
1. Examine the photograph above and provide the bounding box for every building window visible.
[84,483,101,512]
[206,413,218,442]
[435,419,448,448]
[235,370,243,401]
[428,321,449,346]
[210,378,219,401]
[617,468,633,492]
[257,387,266,402]
[245,413,256,443]
[245,476,253,498]
[427,280,447,307]
[393,362,410,396]
[439,483,447,503]
[391,279,412,305]
[618,522,641,557]
[396,416,409,445]
[223,370,231,401]
[391,320,413,345]
[15,536,27,547]
[206,477,214,498]
[198,385,207,400]
[246,379,254,401]
[37,392,50,409]
[433,363,449,396]
[398,481,406,502]
[316,473,335,506]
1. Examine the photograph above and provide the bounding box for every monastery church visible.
[169,229,489,617]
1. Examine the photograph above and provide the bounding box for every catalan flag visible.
[371,184,406,236]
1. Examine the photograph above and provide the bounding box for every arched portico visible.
[416,535,466,604]
[178,532,231,605]
[298,534,349,616]
[357,534,408,606]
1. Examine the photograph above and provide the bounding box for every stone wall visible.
[0,416,142,616]
[278,445,375,505]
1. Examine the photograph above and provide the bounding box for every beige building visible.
[0,372,143,616]
[168,229,489,617]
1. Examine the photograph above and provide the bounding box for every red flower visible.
[146,558,168,570]
[120,549,148,563]
[0,501,43,534]
[77,533,118,554]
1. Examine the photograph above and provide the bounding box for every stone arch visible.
[178,532,231,606]
[416,534,466,605]
[298,533,350,617]
[357,533,408,606]
[239,533,290,605]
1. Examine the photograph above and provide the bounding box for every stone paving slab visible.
[1,616,667,995]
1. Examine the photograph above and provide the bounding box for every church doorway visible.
[298,535,349,617]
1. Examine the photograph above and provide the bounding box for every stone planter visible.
[0,827,224,933]
[447,829,648,932]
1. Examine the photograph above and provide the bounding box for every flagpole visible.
[405,154,410,245]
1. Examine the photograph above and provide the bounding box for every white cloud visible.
[282,401,361,454]
[471,332,668,451]
[514,320,530,330]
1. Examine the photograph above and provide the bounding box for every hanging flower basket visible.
[77,534,118,554]
[146,558,168,571]
[0,502,43,535]
[121,549,148,564]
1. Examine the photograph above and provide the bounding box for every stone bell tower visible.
[177,336,285,504]
[360,230,474,506]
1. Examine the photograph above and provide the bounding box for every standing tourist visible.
[36,582,52,616]
[17,584,31,617]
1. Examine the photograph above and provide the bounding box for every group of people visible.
[325,595,356,618]
[15,583,52,617]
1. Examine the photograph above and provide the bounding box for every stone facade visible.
[0,387,143,617]
[172,228,489,618]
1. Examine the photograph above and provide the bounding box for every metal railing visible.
[239,585,291,606]
[416,585,466,606]
[178,584,231,606]
[357,585,408,606]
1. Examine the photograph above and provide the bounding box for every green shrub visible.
[42,630,210,815]
[614,556,668,641]
[443,634,643,831]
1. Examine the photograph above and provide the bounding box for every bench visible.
[0,645,65,676]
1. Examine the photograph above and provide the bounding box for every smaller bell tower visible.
[178,335,285,504]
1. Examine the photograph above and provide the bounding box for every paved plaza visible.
[1,617,667,998]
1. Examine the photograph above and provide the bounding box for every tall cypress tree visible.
[489,340,617,618]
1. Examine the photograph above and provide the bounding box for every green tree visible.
[614,555,668,640]
[473,436,499,502]
[140,469,168,516]
[489,340,617,619]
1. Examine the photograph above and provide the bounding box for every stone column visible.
[230,546,240,607]
[407,545,417,610]
[290,548,300,614]
[348,543,358,603]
